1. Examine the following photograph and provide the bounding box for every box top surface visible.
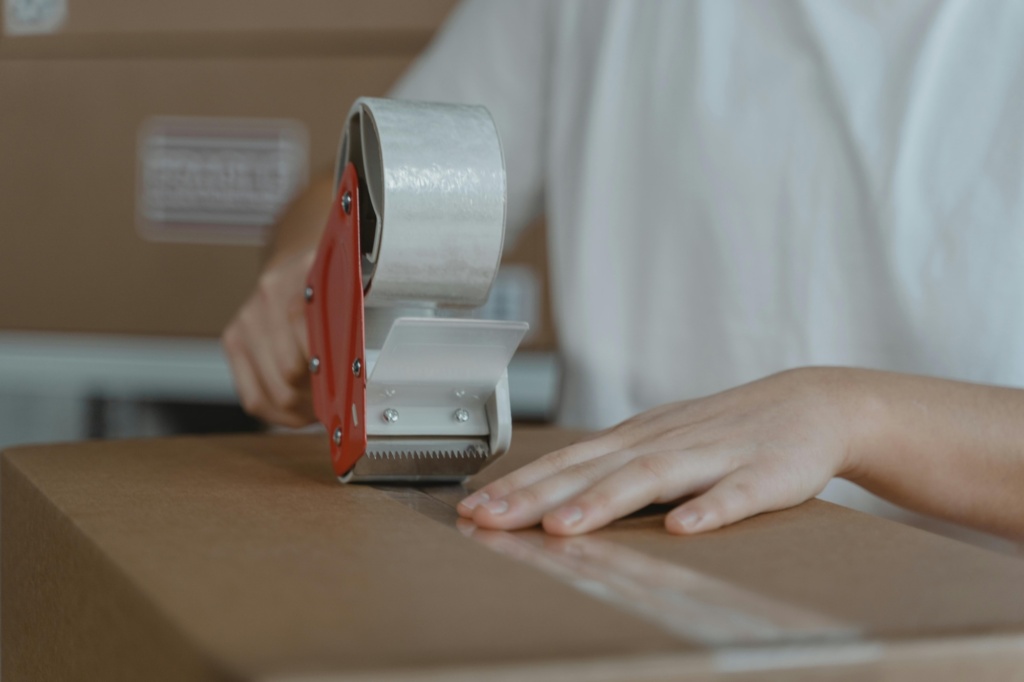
[5,428,1024,680]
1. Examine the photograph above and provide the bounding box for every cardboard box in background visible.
[0,0,559,350]
[0,55,403,336]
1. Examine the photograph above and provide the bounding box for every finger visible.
[467,450,638,527]
[290,250,317,359]
[239,307,313,424]
[542,449,737,536]
[224,325,311,427]
[289,293,311,362]
[224,337,281,423]
[454,517,478,537]
[666,466,795,535]
[256,304,309,393]
[248,349,314,426]
[249,268,312,389]
[458,433,630,515]
[279,301,317,423]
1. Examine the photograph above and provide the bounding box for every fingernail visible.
[460,491,489,511]
[482,499,509,516]
[674,510,701,531]
[552,506,584,527]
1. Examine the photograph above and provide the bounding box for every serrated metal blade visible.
[343,438,493,483]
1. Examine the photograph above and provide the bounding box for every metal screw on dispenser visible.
[304,286,314,302]
[352,358,362,377]
[342,191,352,215]
[453,408,470,423]
[332,427,343,445]
[309,356,320,374]
[382,408,400,424]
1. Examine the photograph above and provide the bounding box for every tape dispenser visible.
[305,98,528,483]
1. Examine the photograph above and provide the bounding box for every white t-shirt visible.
[392,0,1024,430]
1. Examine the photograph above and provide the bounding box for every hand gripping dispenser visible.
[305,98,528,483]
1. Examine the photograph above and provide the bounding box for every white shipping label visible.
[4,0,66,35]
[137,117,309,245]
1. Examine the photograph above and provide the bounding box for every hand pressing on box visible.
[459,367,1024,539]
[460,368,856,535]
[222,175,334,427]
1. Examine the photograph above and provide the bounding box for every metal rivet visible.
[453,408,470,423]
[304,286,314,302]
[352,358,362,377]
[382,408,399,424]
[309,356,320,374]
[342,191,352,215]
[332,427,343,445]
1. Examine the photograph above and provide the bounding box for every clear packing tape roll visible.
[337,98,506,308]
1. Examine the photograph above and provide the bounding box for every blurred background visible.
[0,0,561,450]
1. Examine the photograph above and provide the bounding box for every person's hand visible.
[459,368,868,535]
[222,174,332,427]
[221,248,317,427]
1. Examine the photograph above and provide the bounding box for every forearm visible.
[843,369,1024,539]
[263,173,334,269]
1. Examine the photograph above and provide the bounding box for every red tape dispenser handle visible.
[305,163,367,479]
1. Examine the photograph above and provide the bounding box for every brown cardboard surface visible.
[2,430,687,681]
[0,67,559,345]
[4,428,1024,680]
[0,56,408,337]
[0,0,561,346]
[0,4,559,347]
[0,1,476,342]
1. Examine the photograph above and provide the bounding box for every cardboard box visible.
[4,428,1024,680]
[0,55,406,336]
[0,0,557,351]
[0,1,488,340]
